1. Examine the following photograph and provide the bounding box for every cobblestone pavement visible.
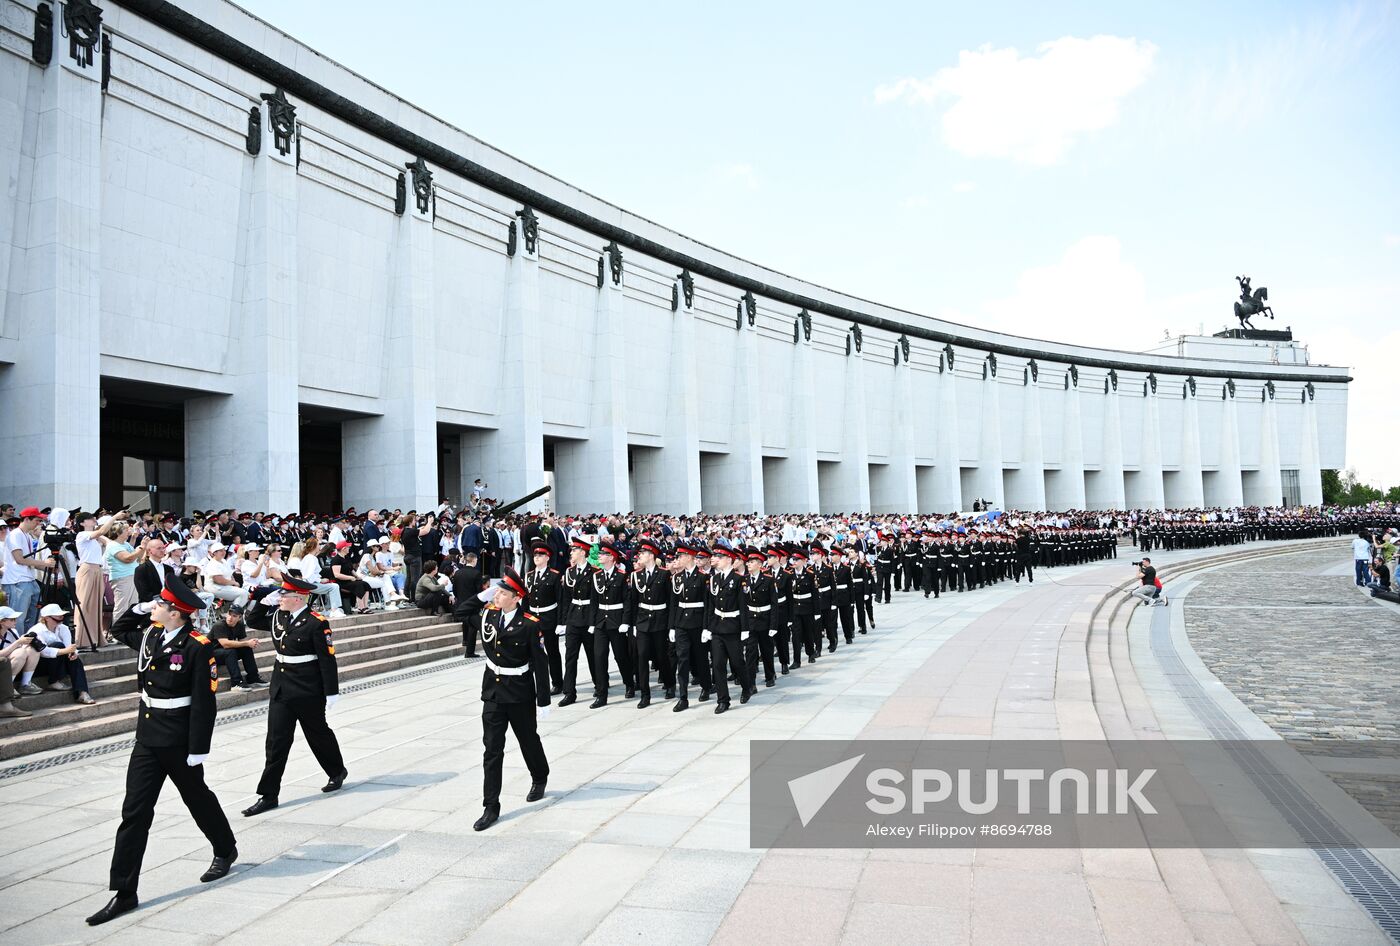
[1185,545,1400,833]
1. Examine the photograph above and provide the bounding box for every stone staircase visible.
[0,607,462,761]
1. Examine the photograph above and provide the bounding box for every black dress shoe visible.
[589,697,606,709]
[664,687,675,699]
[473,805,501,831]
[740,689,753,704]
[86,893,138,926]
[558,694,576,707]
[698,688,712,703]
[827,644,836,653]
[241,796,278,817]
[322,768,348,793]
[625,688,636,700]
[550,685,562,695]
[200,846,238,882]
[780,665,789,676]
[765,678,775,688]
[672,699,689,713]
[637,696,651,709]
[526,780,546,802]
[714,703,729,715]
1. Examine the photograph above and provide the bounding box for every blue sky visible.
[239,0,1400,486]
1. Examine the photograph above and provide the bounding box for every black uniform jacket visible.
[479,606,551,706]
[110,607,219,755]
[247,601,339,700]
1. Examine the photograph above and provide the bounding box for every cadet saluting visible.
[87,580,237,926]
[474,566,551,831]
[241,574,346,817]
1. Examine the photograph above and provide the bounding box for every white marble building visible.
[0,0,1349,515]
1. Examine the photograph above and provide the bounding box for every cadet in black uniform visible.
[920,533,941,599]
[812,547,838,653]
[590,544,635,708]
[669,542,712,711]
[789,547,819,666]
[558,536,597,707]
[524,540,563,693]
[832,547,856,644]
[241,575,346,818]
[741,548,779,688]
[624,538,673,708]
[874,535,896,604]
[473,567,551,831]
[707,547,752,713]
[87,581,238,926]
[852,546,875,632]
[767,545,793,673]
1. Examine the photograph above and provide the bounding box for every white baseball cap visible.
[209,541,227,552]
[0,606,20,621]
[40,603,69,618]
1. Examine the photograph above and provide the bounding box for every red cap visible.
[160,585,198,614]
[18,506,46,520]
[499,566,528,599]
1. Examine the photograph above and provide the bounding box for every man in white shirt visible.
[1354,531,1375,587]
[2,508,53,632]
[201,544,248,608]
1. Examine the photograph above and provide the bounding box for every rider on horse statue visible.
[1234,275,1274,330]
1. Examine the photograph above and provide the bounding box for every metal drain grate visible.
[1151,604,1400,942]
[0,656,476,782]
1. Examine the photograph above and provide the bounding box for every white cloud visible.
[876,36,1157,165]
[952,180,976,193]
[714,162,759,190]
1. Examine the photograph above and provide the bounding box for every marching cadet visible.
[767,545,793,674]
[900,532,921,592]
[811,546,838,653]
[874,534,896,603]
[832,546,856,645]
[789,547,819,666]
[1014,527,1036,583]
[473,566,551,831]
[557,536,597,707]
[920,532,941,599]
[624,538,673,708]
[589,544,635,708]
[741,548,779,688]
[669,542,713,711]
[706,547,752,713]
[851,545,875,632]
[241,575,346,818]
[86,580,238,926]
[524,539,563,694]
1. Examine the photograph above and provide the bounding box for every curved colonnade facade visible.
[0,0,1349,515]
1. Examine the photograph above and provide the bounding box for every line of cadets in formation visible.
[1131,511,1384,552]
[501,526,1119,714]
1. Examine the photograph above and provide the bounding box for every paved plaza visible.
[1,540,1397,945]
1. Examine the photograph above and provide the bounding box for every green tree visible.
[1321,469,1344,505]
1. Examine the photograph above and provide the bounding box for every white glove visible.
[134,601,153,615]
[768,628,777,637]
[476,587,496,603]
[538,705,552,721]
[326,694,339,710]
[260,591,282,606]
[587,626,595,635]
[701,630,712,644]
[555,625,565,637]
[186,753,208,767]
[620,623,631,636]
[741,631,750,641]
[668,629,676,643]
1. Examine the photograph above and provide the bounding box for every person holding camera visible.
[0,606,35,716]
[31,603,96,703]
[2,604,44,696]
[2,507,55,632]
[211,606,267,690]
[1128,557,1164,607]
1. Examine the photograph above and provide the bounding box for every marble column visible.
[1246,384,1283,506]
[655,278,705,513]
[1008,368,1047,510]
[766,326,819,512]
[0,25,103,507]
[1132,382,1165,509]
[187,96,300,513]
[872,355,917,512]
[1214,384,1245,507]
[1298,387,1323,506]
[555,244,629,512]
[971,359,1005,509]
[341,166,438,511]
[1088,377,1126,510]
[822,343,871,512]
[1168,382,1205,508]
[932,354,963,512]
[465,211,547,512]
[1048,375,1087,510]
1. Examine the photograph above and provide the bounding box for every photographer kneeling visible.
[31,603,96,703]
[1128,558,1165,607]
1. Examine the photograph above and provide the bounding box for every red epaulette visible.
[311,611,325,620]
[524,612,539,622]
[549,567,560,574]
[190,632,210,645]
